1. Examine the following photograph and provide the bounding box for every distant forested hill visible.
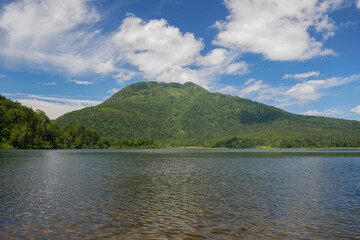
[0,95,157,149]
[55,82,360,148]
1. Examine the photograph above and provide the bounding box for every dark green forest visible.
[55,81,360,148]
[0,95,158,149]
[2,81,360,149]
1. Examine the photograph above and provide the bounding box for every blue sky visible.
[0,0,360,120]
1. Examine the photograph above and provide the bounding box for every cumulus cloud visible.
[71,79,95,85]
[94,59,115,74]
[0,1,250,87]
[3,93,101,119]
[214,0,341,60]
[0,0,119,75]
[197,48,228,66]
[286,74,360,102]
[283,71,320,80]
[286,80,325,101]
[218,74,360,109]
[113,16,205,84]
[111,16,249,87]
[351,105,360,114]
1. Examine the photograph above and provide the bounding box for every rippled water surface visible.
[0,149,359,239]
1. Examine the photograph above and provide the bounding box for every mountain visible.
[55,81,360,148]
[0,95,157,149]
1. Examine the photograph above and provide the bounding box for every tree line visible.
[0,95,158,149]
[212,134,360,149]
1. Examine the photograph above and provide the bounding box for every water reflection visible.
[0,150,359,239]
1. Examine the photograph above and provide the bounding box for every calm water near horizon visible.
[0,149,359,239]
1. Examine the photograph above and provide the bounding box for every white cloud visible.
[113,71,136,84]
[239,79,269,97]
[113,16,206,85]
[197,48,228,66]
[286,75,360,102]
[0,1,250,87]
[112,16,248,87]
[357,0,360,9]
[224,61,249,75]
[283,71,320,79]
[0,74,6,78]
[0,0,119,75]
[71,79,95,85]
[351,105,360,114]
[196,55,249,84]
[94,59,115,74]
[302,109,339,116]
[219,74,360,109]
[215,79,285,103]
[3,93,101,119]
[302,110,322,116]
[214,0,340,60]
[286,80,325,101]
[17,99,86,120]
[40,82,56,86]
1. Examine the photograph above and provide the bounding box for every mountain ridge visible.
[55,81,360,148]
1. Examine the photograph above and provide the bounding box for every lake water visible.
[0,149,359,239]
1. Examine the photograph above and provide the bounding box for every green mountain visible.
[55,81,360,148]
[0,95,157,149]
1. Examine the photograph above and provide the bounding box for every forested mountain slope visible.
[55,82,360,148]
[0,95,157,149]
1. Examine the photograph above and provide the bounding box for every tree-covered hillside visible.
[55,82,360,148]
[0,95,158,149]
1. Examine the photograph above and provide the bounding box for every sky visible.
[0,0,360,120]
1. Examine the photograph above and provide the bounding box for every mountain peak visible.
[108,81,207,102]
[55,81,360,147]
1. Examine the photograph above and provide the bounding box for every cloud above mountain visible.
[0,0,120,75]
[112,15,204,84]
[0,0,249,87]
[214,0,343,60]
[0,0,343,86]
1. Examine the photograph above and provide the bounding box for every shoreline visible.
[1,147,360,150]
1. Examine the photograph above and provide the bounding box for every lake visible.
[0,149,359,239]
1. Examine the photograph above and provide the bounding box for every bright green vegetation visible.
[55,81,360,148]
[0,95,158,149]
